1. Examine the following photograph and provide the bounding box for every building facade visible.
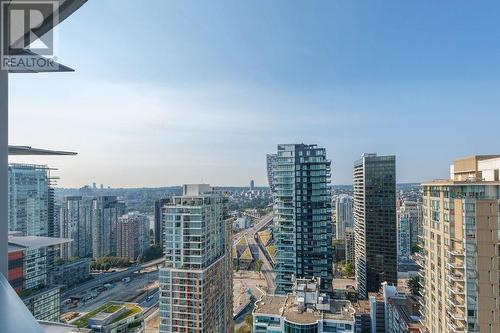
[353,154,397,299]
[154,198,169,247]
[345,227,355,264]
[116,212,149,262]
[420,155,500,333]
[91,196,126,259]
[336,195,354,240]
[398,213,411,259]
[274,144,332,294]
[8,164,53,237]
[48,258,90,288]
[159,184,233,333]
[398,201,423,256]
[60,196,93,259]
[266,153,277,192]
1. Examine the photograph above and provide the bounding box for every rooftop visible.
[8,236,73,250]
[71,302,142,329]
[38,321,90,333]
[282,294,355,324]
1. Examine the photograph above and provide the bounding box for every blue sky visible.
[8,0,500,187]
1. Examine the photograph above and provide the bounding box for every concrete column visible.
[0,68,7,277]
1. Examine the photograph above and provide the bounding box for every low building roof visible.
[8,236,73,250]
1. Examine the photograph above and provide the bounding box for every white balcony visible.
[447,261,465,270]
[448,274,465,282]
[447,319,466,332]
[447,297,465,308]
[448,285,465,295]
[447,249,464,257]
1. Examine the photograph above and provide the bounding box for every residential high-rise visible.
[154,198,169,246]
[399,201,423,251]
[8,164,53,237]
[335,195,353,240]
[266,153,277,192]
[116,212,149,262]
[159,184,233,333]
[274,144,332,294]
[60,196,93,259]
[91,196,126,258]
[420,155,500,333]
[353,153,397,299]
[345,227,355,264]
[398,212,411,259]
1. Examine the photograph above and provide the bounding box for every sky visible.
[8,0,500,187]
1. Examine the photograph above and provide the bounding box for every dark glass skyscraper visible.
[274,144,332,294]
[353,153,397,299]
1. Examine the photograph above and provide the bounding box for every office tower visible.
[420,156,500,333]
[116,212,149,262]
[353,153,397,299]
[159,184,232,333]
[91,196,126,258]
[154,198,169,246]
[335,194,353,240]
[252,277,356,332]
[60,196,93,259]
[250,179,255,190]
[266,153,277,192]
[8,164,53,237]
[274,144,332,294]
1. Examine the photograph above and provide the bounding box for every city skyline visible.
[8,0,500,187]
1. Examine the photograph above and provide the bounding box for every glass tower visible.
[274,144,332,295]
[8,164,52,237]
[353,153,397,299]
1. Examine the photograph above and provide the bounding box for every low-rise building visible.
[48,258,91,288]
[252,277,356,332]
[71,302,144,333]
[386,295,423,333]
[233,236,254,270]
[22,285,61,322]
[7,235,72,322]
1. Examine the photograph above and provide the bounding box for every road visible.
[233,212,276,294]
[62,258,164,299]
[138,289,159,319]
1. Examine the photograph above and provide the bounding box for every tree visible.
[236,326,250,333]
[344,261,354,277]
[407,276,421,296]
[244,314,253,328]
[255,259,263,274]
[54,257,64,266]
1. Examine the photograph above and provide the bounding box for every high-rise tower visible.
[159,184,233,332]
[335,194,353,240]
[420,155,500,333]
[60,196,93,259]
[353,153,397,299]
[91,196,126,258]
[274,144,332,294]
